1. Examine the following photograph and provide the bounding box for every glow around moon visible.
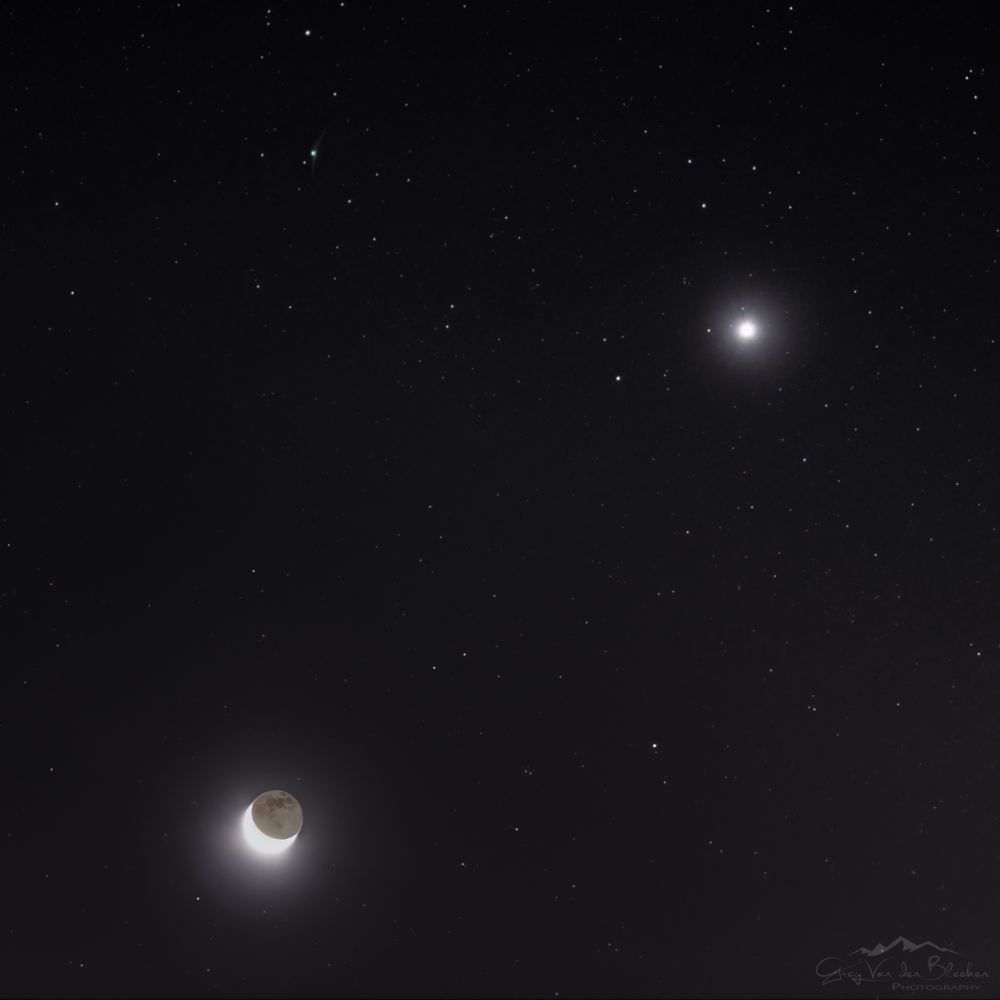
[243,790,303,854]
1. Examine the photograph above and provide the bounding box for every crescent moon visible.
[243,790,303,854]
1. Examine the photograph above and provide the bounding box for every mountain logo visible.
[849,936,962,958]
[815,935,986,987]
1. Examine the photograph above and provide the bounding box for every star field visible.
[5,3,1000,997]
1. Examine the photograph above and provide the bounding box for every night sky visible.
[7,4,1000,998]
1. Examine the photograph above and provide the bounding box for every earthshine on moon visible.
[243,790,303,854]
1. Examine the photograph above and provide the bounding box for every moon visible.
[243,790,303,854]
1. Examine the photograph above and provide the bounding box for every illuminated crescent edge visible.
[243,805,298,854]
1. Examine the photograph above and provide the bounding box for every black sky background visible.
[6,3,1000,997]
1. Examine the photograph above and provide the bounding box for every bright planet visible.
[243,790,303,854]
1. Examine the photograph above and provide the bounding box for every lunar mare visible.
[243,790,303,853]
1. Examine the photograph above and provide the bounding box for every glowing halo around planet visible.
[242,790,303,854]
[695,281,804,383]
